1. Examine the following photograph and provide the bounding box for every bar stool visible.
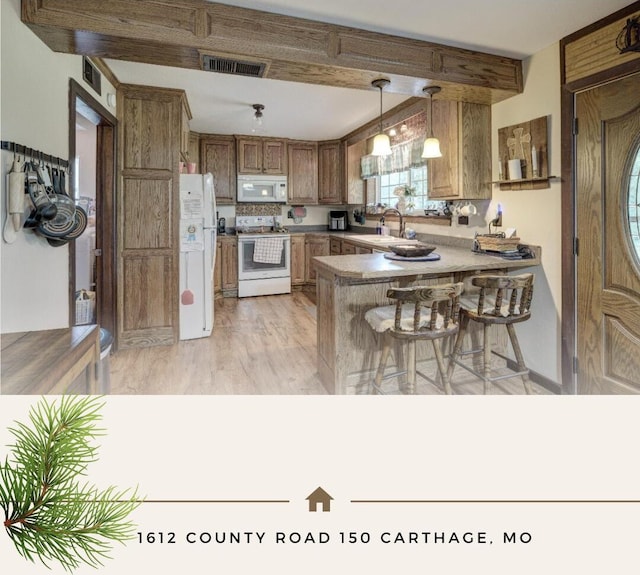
[364,282,463,394]
[447,273,534,394]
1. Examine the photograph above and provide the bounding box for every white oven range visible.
[236,215,291,298]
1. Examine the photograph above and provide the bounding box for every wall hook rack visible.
[1,140,69,169]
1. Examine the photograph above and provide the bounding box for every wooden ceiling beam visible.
[22,0,523,104]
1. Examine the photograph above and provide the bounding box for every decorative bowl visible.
[389,243,436,257]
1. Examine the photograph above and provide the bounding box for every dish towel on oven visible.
[253,237,284,264]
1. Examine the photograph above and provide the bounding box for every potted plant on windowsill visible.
[393,185,416,215]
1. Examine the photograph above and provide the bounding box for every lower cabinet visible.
[214,234,370,297]
[214,239,223,294]
[290,235,306,286]
[341,241,357,255]
[305,235,330,284]
[214,236,238,297]
[338,238,370,255]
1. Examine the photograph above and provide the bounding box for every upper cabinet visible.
[428,101,491,200]
[180,103,192,161]
[318,140,344,205]
[196,99,490,206]
[236,137,287,175]
[345,140,367,205]
[187,132,200,171]
[200,135,236,204]
[288,141,318,204]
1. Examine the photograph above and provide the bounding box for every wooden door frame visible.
[560,2,640,393]
[68,79,118,347]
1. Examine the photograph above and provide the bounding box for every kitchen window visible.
[378,166,428,211]
[361,137,432,212]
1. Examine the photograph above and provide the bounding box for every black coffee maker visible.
[329,210,349,231]
[217,216,226,235]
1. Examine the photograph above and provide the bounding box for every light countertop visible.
[313,244,541,280]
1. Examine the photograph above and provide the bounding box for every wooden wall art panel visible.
[497,116,550,191]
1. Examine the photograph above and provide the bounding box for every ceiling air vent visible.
[202,55,267,78]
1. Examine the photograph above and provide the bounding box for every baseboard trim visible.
[494,352,561,395]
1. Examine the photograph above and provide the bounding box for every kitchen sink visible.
[345,234,417,244]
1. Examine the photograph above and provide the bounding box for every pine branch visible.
[1,396,143,572]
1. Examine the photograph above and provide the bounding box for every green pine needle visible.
[1,396,143,572]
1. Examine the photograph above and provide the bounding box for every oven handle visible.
[238,235,291,242]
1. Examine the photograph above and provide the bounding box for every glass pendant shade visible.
[251,104,265,133]
[372,133,392,156]
[421,85,442,159]
[371,78,392,157]
[422,137,442,158]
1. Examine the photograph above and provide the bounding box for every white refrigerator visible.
[179,173,216,340]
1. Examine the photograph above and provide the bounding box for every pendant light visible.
[371,79,392,156]
[421,86,442,158]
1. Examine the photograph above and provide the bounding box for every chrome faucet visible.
[382,208,406,239]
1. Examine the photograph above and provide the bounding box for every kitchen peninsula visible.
[313,239,541,394]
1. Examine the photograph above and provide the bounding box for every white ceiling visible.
[106,0,631,140]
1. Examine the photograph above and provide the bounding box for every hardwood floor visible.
[110,292,325,394]
[109,292,552,395]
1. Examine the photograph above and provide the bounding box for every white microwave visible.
[237,175,288,203]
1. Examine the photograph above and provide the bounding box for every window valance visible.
[360,138,426,179]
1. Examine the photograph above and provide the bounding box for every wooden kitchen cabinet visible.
[118,84,188,348]
[305,235,330,284]
[290,234,306,286]
[341,241,357,255]
[428,101,491,200]
[345,139,367,205]
[288,140,318,204]
[220,236,238,296]
[180,102,192,160]
[214,238,223,296]
[236,137,287,175]
[187,131,200,169]
[339,239,371,254]
[201,135,236,204]
[329,237,342,255]
[318,140,344,204]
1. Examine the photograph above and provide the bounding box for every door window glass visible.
[629,144,640,263]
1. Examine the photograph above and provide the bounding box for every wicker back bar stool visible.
[447,273,535,394]
[365,282,464,394]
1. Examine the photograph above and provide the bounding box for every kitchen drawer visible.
[341,241,357,255]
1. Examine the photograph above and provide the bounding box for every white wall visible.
[490,44,562,384]
[0,0,115,333]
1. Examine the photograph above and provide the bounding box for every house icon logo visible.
[306,486,333,512]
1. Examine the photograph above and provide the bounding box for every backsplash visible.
[235,204,281,216]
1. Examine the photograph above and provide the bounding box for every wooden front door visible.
[576,73,640,393]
